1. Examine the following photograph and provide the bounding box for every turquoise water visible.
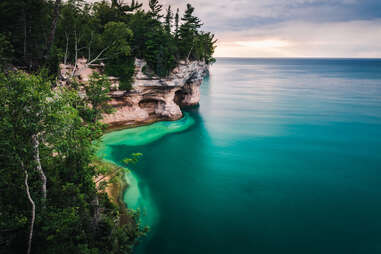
[100,58,381,253]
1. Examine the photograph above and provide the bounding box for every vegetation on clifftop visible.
[0,0,217,88]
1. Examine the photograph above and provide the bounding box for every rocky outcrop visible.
[102,59,209,130]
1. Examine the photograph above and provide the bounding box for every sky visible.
[155,0,381,58]
[98,0,381,58]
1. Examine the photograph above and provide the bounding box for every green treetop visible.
[164,5,173,34]
[148,0,163,20]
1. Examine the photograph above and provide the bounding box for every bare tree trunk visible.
[88,32,94,61]
[86,44,112,65]
[45,0,62,59]
[64,32,69,65]
[70,30,79,78]
[32,134,47,205]
[186,44,194,62]
[24,169,35,254]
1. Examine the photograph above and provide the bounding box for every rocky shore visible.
[102,59,209,130]
[60,58,209,130]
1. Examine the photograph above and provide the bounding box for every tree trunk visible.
[70,30,79,78]
[24,169,35,254]
[45,0,62,59]
[186,44,194,62]
[91,195,101,231]
[32,134,47,205]
[64,32,69,65]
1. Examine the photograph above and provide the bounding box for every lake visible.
[100,58,381,253]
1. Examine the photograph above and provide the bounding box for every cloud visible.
[214,19,381,57]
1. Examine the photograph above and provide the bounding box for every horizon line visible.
[214,56,381,60]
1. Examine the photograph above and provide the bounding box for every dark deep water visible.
[100,58,381,253]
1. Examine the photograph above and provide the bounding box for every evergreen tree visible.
[179,3,202,60]
[0,33,14,69]
[148,0,163,20]
[175,8,180,39]
[112,0,143,13]
[164,5,173,34]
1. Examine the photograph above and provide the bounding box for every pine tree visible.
[148,0,163,20]
[175,8,180,39]
[164,5,173,34]
[179,3,202,60]
[181,3,202,31]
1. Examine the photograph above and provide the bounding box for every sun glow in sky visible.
[215,40,292,58]
[235,40,290,49]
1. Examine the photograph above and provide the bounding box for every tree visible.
[148,0,163,20]
[111,0,143,14]
[0,71,147,253]
[193,32,217,64]
[88,21,133,65]
[144,26,177,77]
[44,0,62,59]
[179,3,203,60]
[0,33,14,69]
[1,0,216,78]
[0,72,63,253]
[82,73,113,123]
[164,5,173,34]
[174,8,180,39]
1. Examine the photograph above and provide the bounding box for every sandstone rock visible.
[103,59,209,130]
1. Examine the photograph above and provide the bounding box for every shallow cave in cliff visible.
[174,90,186,107]
[139,98,166,116]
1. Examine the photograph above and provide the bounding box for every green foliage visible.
[0,0,216,78]
[0,33,14,69]
[101,22,134,91]
[83,72,113,123]
[164,5,173,34]
[0,72,146,253]
[148,0,163,20]
[104,56,135,91]
[102,21,133,60]
[144,26,178,77]
[174,8,180,39]
[178,3,203,60]
[0,0,50,70]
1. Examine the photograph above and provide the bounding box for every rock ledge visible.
[102,59,209,130]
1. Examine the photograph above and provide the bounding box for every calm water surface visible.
[100,58,381,254]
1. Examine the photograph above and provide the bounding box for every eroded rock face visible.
[102,59,209,130]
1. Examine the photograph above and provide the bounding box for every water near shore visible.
[100,58,381,253]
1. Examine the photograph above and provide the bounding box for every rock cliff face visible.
[102,59,209,130]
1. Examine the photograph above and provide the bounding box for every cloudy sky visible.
[149,0,381,58]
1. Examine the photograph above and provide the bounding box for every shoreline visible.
[103,116,183,133]
[95,160,131,225]
[99,110,196,226]
[103,104,200,133]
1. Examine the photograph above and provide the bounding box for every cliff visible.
[102,59,209,130]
